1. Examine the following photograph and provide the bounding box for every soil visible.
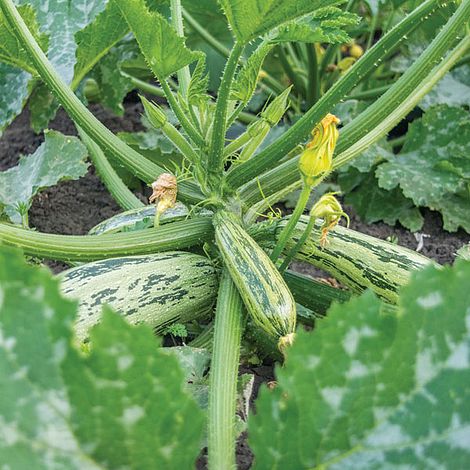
[1,97,468,469]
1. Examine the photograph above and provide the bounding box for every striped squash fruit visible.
[89,202,190,235]
[58,251,218,341]
[214,210,296,345]
[281,216,435,303]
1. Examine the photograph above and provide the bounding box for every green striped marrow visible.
[58,251,218,341]
[284,270,351,323]
[89,202,189,235]
[214,210,296,344]
[280,216,435,303]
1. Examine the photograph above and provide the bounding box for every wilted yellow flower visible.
[310,192,349,247]
[298,114,340,186]
[150,173,177,226]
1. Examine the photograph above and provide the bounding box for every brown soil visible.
[1,97,468,469]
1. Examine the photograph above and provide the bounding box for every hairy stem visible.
[0,218,213,262]
[77,128,144,211]
[239,30,470,207]
[225,0,442,190]
[0,0,204,204]
[208,271,244,470]
[170,0,191,97]
[206,41,244,188]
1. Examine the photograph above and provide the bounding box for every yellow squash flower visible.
[299,113,340,186]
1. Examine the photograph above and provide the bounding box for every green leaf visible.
[230,42,274,103]
[375,105,470,232]
[90,41,137,116]
[0,64,31,136]
[28,82,59,133]
[0,4,48,74]
[0,246,205,468]
[17,0,108,84]
[113,0,200,79]
[250,260,470,468]
[271,7,359,44]
[341,170,424,231]
[73,0,130,88]
[218,0,344,43]
[188,56,210,106]
[0,130,89,224]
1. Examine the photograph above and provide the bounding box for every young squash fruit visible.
[59,251,218,341]
[214,210,296,347]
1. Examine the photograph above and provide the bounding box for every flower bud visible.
[349,44,364,59]
[298,114,340,186]
[310,193,349,247]
[141,95,167,129]
[150,173,177,226]
[261,86,292,125]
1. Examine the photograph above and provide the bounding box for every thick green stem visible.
[208,271,244,470]
[0,218,213,262]
[334,32,470,168]
[0,0,205,202]
[78,128,144,211]
[336,0,470,158]
[206,42,244,188]
[306,44,320,107]
[270,184,311,262]
[170,0,190,97]
[225,0,442,190]
[346,83,391,101]
[239,29,470,207]
[278,45,306,97]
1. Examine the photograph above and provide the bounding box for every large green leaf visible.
[113,0,200,79]
[340,169,424,231]
[17,0,107,84]
[249,260,470,468]
[0,64,30,136]
[73,0,129,88]
[0,246,205,468]
[0,130,88,224]
[218,0,343,43]
[376,105,470,231]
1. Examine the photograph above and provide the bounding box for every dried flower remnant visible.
[150,173,177,227]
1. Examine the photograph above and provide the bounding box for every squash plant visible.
[0,0,469,468]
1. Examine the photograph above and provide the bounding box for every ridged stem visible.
[206,41,244,188]
[239,32,470,207]
[334,33,470,167]
[0,0,198,197]
[170,0,190,98]
[306,44,320,107]
[77,128,144,211]
[0,218,213,262]
[335,0,470,157]
[208,271,244,470]
[225,0,441,190]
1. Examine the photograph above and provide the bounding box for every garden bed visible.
[1,97,468,469]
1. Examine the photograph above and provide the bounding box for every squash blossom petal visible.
[299,113,340,186]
